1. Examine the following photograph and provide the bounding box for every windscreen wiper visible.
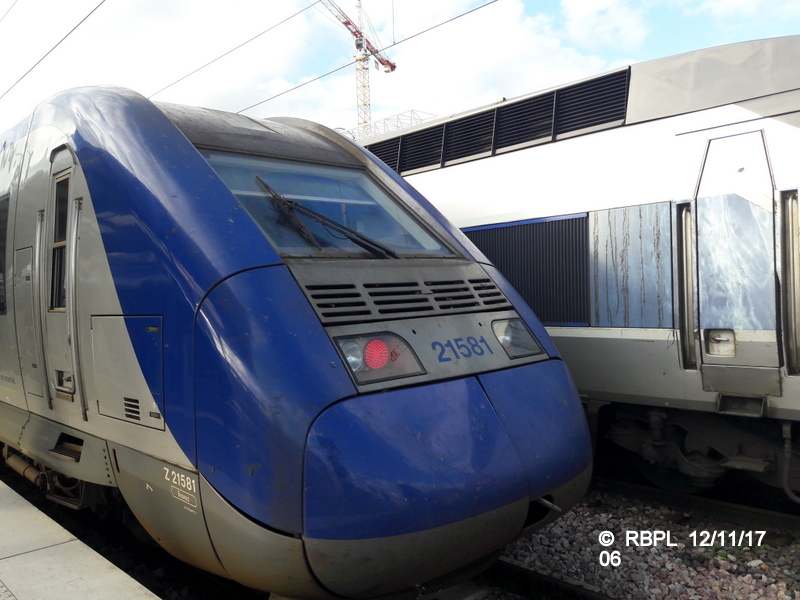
[256,176,399,259]
[257,176,322,251]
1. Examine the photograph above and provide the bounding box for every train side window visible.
[50,176,69,310]
[0,196,7,314]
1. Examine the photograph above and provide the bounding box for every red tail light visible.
[363,339,390,370]
[335,333,425,385]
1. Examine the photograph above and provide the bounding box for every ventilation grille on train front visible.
[305,277,512,324]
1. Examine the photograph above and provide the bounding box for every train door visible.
[782,190,800,376]
[15,245,44,403]
[689,131,780,407]
[0,196,23,409]
[36,149,86,419]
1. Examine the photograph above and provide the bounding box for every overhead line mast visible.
[320,0,396,136]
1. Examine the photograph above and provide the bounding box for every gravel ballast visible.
[504,488,800,599]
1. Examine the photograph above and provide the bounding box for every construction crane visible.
[320,0,396,136]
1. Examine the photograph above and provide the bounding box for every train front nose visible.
[302,377,530,598]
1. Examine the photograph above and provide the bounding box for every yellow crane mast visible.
[319,0,396,136]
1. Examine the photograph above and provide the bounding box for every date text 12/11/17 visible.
[689,531,766,547]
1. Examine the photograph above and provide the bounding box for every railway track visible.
[500,478,800,599]
[591,477,800,533]
[480,559,616,600]
[480,472,800,599]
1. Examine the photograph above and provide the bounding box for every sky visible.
[1,0,800,137]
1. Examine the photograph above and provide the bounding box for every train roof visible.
[363,35,800,175]
[1,87,363,171]
[155,103,362,167]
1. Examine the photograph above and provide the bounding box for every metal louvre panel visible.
[365,69,629,174]
[443,111,495,162]
[305,278,511,323]
[124,397,142,421]
[294,261,513,325]
[494,93,555,149]
[555,70,629,135]
[464,217,589,325]
[399,124,444,172]
[366,137,401,172]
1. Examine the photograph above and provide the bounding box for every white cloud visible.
[1,0,797,136]
[560,0,648,51]
[682,0,800,20]
[0,0,326,131]
[356,0,609,126]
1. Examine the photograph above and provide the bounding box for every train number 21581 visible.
[164,467,197,493]
[431,336,495,362]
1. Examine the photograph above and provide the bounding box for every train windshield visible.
[201,151,452,258]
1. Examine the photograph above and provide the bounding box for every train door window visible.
[50,175,69,310]
[0,196,7,314]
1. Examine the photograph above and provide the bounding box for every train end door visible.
[688,131,780,413]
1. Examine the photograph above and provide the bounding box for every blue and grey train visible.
[0,86,592,597]
[364,35,800,500]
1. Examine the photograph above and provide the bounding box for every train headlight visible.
[492,318,545,359]
[335,333,425,384]
[339,340,365,371]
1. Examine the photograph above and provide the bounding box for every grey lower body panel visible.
[113,449,591,599]
[0,401,116,487]
[199,476,328,598]
[305,463,593,599]
[305,497,528,598]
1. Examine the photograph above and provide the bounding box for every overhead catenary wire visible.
[0,0,319,106]
[0,0,501,118]
[236,0,502,114]
[0,0,107,103]
[0,0,18,26]
[148,1,322,99]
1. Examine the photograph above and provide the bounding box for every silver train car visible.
[364,35,800,497]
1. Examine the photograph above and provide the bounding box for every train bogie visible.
[0,86,591,597]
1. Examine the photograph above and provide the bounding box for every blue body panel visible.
[303,359,590,541]
[303,377,528,540]
[477,360,592,499]
[38,88,282,462]
[194,266,356,534]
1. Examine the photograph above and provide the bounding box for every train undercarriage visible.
[0,442,144,535]
[595,402,800,502]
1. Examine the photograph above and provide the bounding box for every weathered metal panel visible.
[590,203,672,328]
